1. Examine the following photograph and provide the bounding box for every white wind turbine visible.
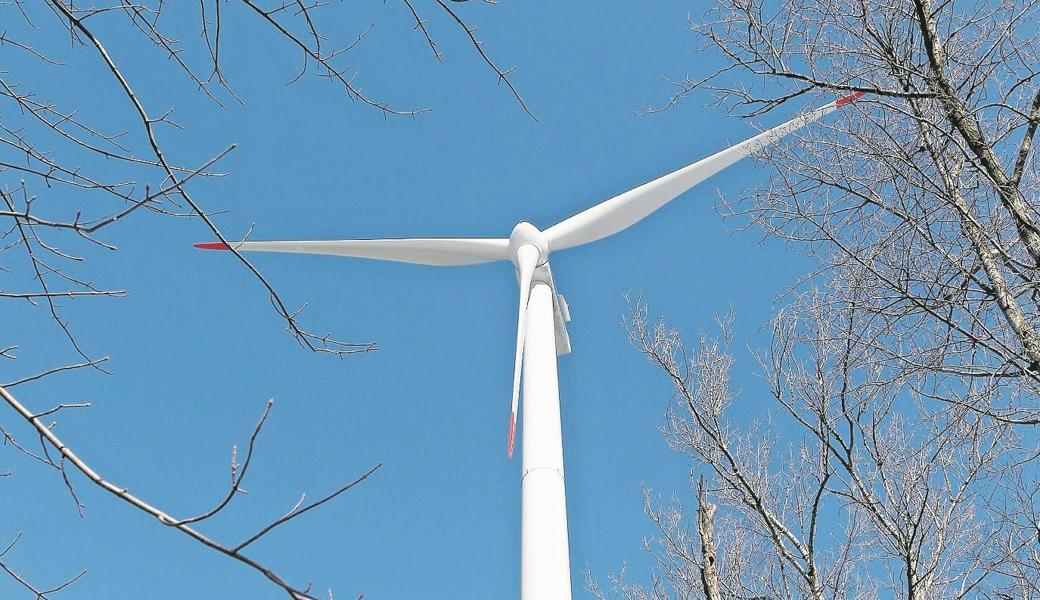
[196,92,864,599]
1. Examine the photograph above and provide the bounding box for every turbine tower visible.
[196,92,864,599]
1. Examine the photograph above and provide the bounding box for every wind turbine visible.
[196,91,864,599]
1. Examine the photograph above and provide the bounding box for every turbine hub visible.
[508,221,549,266]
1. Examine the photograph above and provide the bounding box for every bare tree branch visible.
[0,383,381,600]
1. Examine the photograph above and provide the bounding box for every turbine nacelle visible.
[508,222,549,267]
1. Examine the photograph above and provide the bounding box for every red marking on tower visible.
[194,242,231,250]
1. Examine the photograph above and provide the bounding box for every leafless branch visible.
[0,383,381,599]
[0,533,86,599]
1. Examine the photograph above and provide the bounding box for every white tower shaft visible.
[521,282,572,600]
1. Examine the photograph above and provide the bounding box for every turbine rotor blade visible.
[544,92,866,251]
[193,237,511,266]
[508,243,540,459]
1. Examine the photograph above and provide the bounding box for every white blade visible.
[508,244,540,458]
[194,237,510,266]
[544,92,865,250]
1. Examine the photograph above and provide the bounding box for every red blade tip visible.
[836,91,865,107]
[194,242,230,250]
[507,412,517,459]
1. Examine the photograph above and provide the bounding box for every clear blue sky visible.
[3,2,814,598]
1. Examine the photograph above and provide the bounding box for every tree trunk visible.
[696,477,722,600]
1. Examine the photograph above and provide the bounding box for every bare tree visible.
[1,1,530,597]
[593,0,1040,598]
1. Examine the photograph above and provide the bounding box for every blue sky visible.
[2,2,816,598]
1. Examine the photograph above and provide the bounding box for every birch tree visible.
[595,1,1040,598]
